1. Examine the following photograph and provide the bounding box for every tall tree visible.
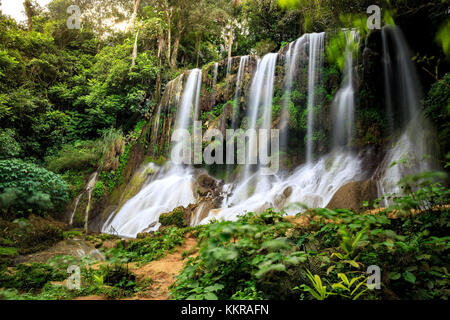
[129,0,142,31]
[23,0,40,31]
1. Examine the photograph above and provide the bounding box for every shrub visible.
[0,128,21,159]
[45,140,100,173]
[159,207,186,228]
[99,128,125,172]
[102,263,137,292]
[105,227,186,263]
[423,73,450,156]
[0,262,66,291]
[93,181,105,198]
[0,159,70,216]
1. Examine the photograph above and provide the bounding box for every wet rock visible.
[326,180,378,212]
[273,186,293,209]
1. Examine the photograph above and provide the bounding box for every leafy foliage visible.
[0,159,69,215]
[170,172,449,300]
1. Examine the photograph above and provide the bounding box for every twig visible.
[421,67,450,89]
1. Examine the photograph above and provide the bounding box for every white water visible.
[102,28,437,236]
[332,30,359,148]
[240,53,278,199]
[375,26,436,201]
[69,194,82,225]
[280,36,307,147]
[232,56,249,128]
[306,33,325,163]
[152,104,162,156]
[226,57,233,76]
[102,164,196,238]
[102,69,202,237]
[84,171,98,232]
[200,150,363,223]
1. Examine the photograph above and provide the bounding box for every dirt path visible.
[125,235,198,300]
[73,234,198,300]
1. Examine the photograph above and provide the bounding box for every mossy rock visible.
[159,207,186,228]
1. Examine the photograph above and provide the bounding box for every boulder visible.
[326,180,378,212]
[273,186,293,209]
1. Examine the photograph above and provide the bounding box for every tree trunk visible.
[228,24,233,59]
[166,7,173,62]
[129,0,141,31]
[170,14,183,69]
[131,30,139,67]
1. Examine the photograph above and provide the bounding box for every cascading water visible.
[69,194,82,225]
[200,151,364,223]
[226,57,233,76]
[238,52,278,201]
[280,35,307,149]
[375,26,437,200]
[199,32,364,225]
[332,30,359,148]
[381,30,394,134]
[84,171,98,232]
[102,70,202,237]
[102,28,434,236]
[306,33,325,163]
[232,56,249,128]
[151,104,162,156]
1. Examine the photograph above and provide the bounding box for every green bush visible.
[93,181,105,198]
[0,262,66,291]
[170,173,450,300]
[105,227,186,263]
[0,159,70,216]
[45,140,100,173]
[0,128,21,159]
[424,73,450,156]
[159,207,186,228]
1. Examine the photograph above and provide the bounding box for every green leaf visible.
[389,272,401,280]
[204,292,218,300]
[403,272,416,284]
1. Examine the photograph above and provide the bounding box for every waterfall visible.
[232,56,249,128]
[375,26,437,200]
[151,104,162,156]
[101,28,436,236]
[200,151,363,223]
[381,30,394,135]
[332,30,359,148]
[226,57,233,76]
[84,171,98,232]
[239,53,278,200]
[176,69,202,131]
[306,33,325,163]
[280,35,307,149]
[69,194,82,225]
[102,70,202,237]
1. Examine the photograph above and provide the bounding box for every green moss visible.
[93,181,105,198]
[159,207,186,228]
[0,246,18,256]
